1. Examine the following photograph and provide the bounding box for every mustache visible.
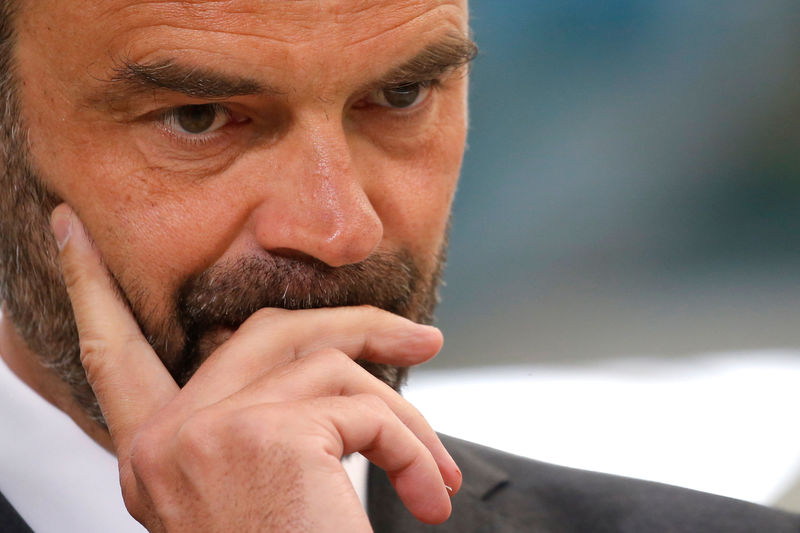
[171,250,422,382]
[177,250,420,330]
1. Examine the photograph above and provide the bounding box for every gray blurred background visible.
[433,0,800,368]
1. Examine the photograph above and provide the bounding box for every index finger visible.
[184,306,443,403]
[51,204,178,450]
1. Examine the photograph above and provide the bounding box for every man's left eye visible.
[369,82,432,110]
[162,104,233,135]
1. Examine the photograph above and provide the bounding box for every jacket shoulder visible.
[439,434,800,533]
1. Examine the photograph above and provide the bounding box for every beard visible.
[140,250,443,390]
[0,84,447,426]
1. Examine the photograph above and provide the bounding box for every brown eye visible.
[175,105,217,133]
[164,104,231,135]
[383,84,422,108]
[371,82,432,109]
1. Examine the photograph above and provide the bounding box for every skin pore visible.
[0,0,473,453]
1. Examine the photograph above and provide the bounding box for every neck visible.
[0,308,114,453]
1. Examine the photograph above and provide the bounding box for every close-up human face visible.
[1,0,473,420]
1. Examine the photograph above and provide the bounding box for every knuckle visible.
[117,466,139,505]
[229,406,276,440]
[223,406,297,455]
[128,428,167,485]
[78,337,108,367]
[78,337,112,386]
[125,429,174,532]
[79,334,148,388]
[118,467,152,525]
[352,393,390,417]
[175,412,218,465]
[307,347,352,368]
[294,349,355,391]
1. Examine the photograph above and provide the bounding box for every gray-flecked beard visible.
[133,248,445,393]
[0,70,447,427]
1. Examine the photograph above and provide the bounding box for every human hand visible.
[50,204,461,532]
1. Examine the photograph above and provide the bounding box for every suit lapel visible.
[0,490,34,533]
[367,436,519,532]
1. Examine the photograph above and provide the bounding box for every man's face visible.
[3,0,472,420]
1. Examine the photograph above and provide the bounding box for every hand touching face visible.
[52,205,462,530]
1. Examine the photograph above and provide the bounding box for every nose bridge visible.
[305,121,352,245]
[251,111,383,267]
[308,120,351,200]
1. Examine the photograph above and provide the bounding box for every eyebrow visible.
[105,60,278,101]
[94,32,477,107]
[374,32,478,87]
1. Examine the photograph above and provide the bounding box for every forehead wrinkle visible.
[100,0,465,48]
[342,2,464,49]
[98,2,296,47]
[327,0,431,19]
[115,20,297,46]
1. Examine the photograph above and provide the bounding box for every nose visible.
[249,117,383,267]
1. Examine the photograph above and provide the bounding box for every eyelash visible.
[357,79,441,111]
[154,78,444,149]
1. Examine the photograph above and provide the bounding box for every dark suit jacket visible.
[368,435,800,532]
[0,491,33,533]
[2,435,799,532]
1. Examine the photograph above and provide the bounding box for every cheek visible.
[27,117,244,307]
[364,105,466,260]
[92,183,250,308]
[19,78,243,299]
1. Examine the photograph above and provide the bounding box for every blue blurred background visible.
[434,0,800,367]
[408,0,800,510]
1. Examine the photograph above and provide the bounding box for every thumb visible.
[51,203,178,450]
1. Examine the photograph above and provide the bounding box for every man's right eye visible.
[162,104,233,136]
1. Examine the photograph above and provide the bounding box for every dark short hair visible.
[0,1,17,124]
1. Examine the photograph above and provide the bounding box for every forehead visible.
[20,0,467,56]
[99,0,462,38]
[17,0,468,100]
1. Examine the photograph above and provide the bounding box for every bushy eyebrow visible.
[104,60,280,101]
[375,32,478,87]
[92,32,477,107]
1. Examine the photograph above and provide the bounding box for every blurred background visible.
[406,0,800,511]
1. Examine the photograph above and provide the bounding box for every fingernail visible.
[51,210,72,251]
